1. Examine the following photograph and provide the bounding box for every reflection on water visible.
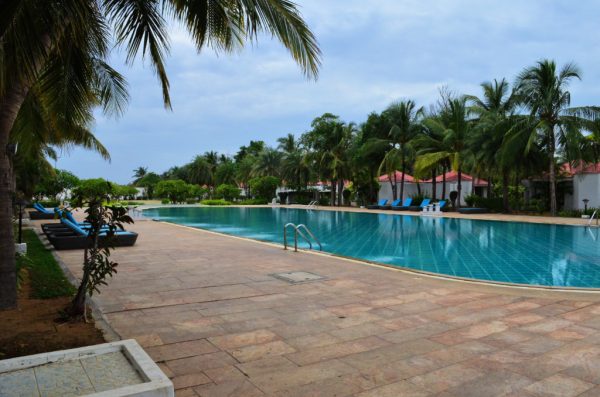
[143,207,600,288]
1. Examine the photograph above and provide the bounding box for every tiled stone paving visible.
[0,351,143,397]
[43,218,600,397]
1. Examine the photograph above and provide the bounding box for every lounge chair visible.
[409,198,431,211]
[29,203,57,220]
[380,198,402,210]
[458,207,489,214]
[45,219,138,250]
[391,198,413,211]
[367,199,388,209]
[438,200,447,210]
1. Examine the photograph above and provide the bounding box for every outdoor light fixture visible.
[583,198,590,212]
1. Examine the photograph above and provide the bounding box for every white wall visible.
[378,181,472,205]
[573,174,600,210]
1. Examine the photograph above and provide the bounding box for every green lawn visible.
[17,229,75,299]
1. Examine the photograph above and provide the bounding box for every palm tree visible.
[515,60,600,215]
[132,166,148,184]
[415,98,473,207]
[0,0,321,308]
[277,133,298,154]
[465,79,519,211]
[252,148,283,178]
[377,101,423,200]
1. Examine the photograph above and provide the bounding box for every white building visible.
[378,171,488,206]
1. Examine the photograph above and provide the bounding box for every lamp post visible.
[583,199,590,213]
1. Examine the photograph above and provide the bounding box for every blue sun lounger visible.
[391,198,413,211]
[367,199,388,209]
[29,203,58,220]
[45,218,138,250]
[409,198,431,211]
[380,198,402,210]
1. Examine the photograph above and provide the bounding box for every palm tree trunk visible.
[337,179,343,206]
[442,165,447,200]
[502,169,509,213]
[392,172,398,201]
[0,82,31,309]
[457,167,462,208]
[549,134,557,216]
[432,169,437,200]
[400,164,406,201]
[330,180,335,206]
[487,175,492,198]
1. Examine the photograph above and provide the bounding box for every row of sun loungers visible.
[30,205,138,250]
[367,198,446,212]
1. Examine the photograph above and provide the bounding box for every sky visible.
[55,0,600,184]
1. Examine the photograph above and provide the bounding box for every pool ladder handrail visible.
[588,210,599,227]
[307,200,318,209]
[283,223,322,252]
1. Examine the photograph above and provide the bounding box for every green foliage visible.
[113,184,137,198]
[31,200,60,208]
[249,176,280,200]
[468,196,504,212]
[238,198,268,205]
[135,172,161,198]
[558,207,599,218]
[216,184,240,201]
[34,169,81,200]
[155,179,195,203]
[74,179,114,202]
[161,198,170,204]
[200,199,231,206]
[19,229,75,299]
[409,193,425,206]
[464,193,478,207]
[186,198,198,204]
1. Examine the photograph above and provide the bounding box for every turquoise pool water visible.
[143,206,600,288]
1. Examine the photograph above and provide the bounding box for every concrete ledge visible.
[0,339,174,397]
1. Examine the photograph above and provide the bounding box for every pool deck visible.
[37,217,600,397]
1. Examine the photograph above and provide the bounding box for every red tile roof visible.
[561,162,600,176]
[423,171,488,186]
[378,171,415,183]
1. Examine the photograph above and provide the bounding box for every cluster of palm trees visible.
[1,0,321,309]
[147,60,600,214]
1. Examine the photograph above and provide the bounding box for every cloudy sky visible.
[56,0,600,183]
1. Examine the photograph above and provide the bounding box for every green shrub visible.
[318,196,330,206]
[155,179,195,203]
[464,193,477,207]
[161,198,170,204]
[558,207,599,218]
[200,199,231,206]
[216,184,241,201]
[410,193,425,206]
[238,198,268,205]
[249,176,280,200]
[186,198,198,204]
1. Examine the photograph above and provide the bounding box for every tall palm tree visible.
[132,166,148,184]
[465,78,519,211]
[377,100,423,200]
[0,0,321,308]
[252,148,283,178]
[515,60,599,215]
[415,98,473,207]
[277,133,298,154]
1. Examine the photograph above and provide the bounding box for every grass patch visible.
[19,229,75,299]
[200,199,231,206]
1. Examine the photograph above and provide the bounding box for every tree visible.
[216,184,240,201]
[132,167,148,184]
[34,169,80,201]
[514,60,599,215]
[155,180,193,203]
[252,148,283,178]
[415,98,473,206]
[377,101,424,200]
[67,190,133,317]
[465,79,519,211]
[249,176,280,200]
[135,172,161,198]
[1,0,321,309]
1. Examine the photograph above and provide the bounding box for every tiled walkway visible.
[45,219,600,397]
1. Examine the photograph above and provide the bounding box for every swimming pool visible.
[142,206,600,289]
